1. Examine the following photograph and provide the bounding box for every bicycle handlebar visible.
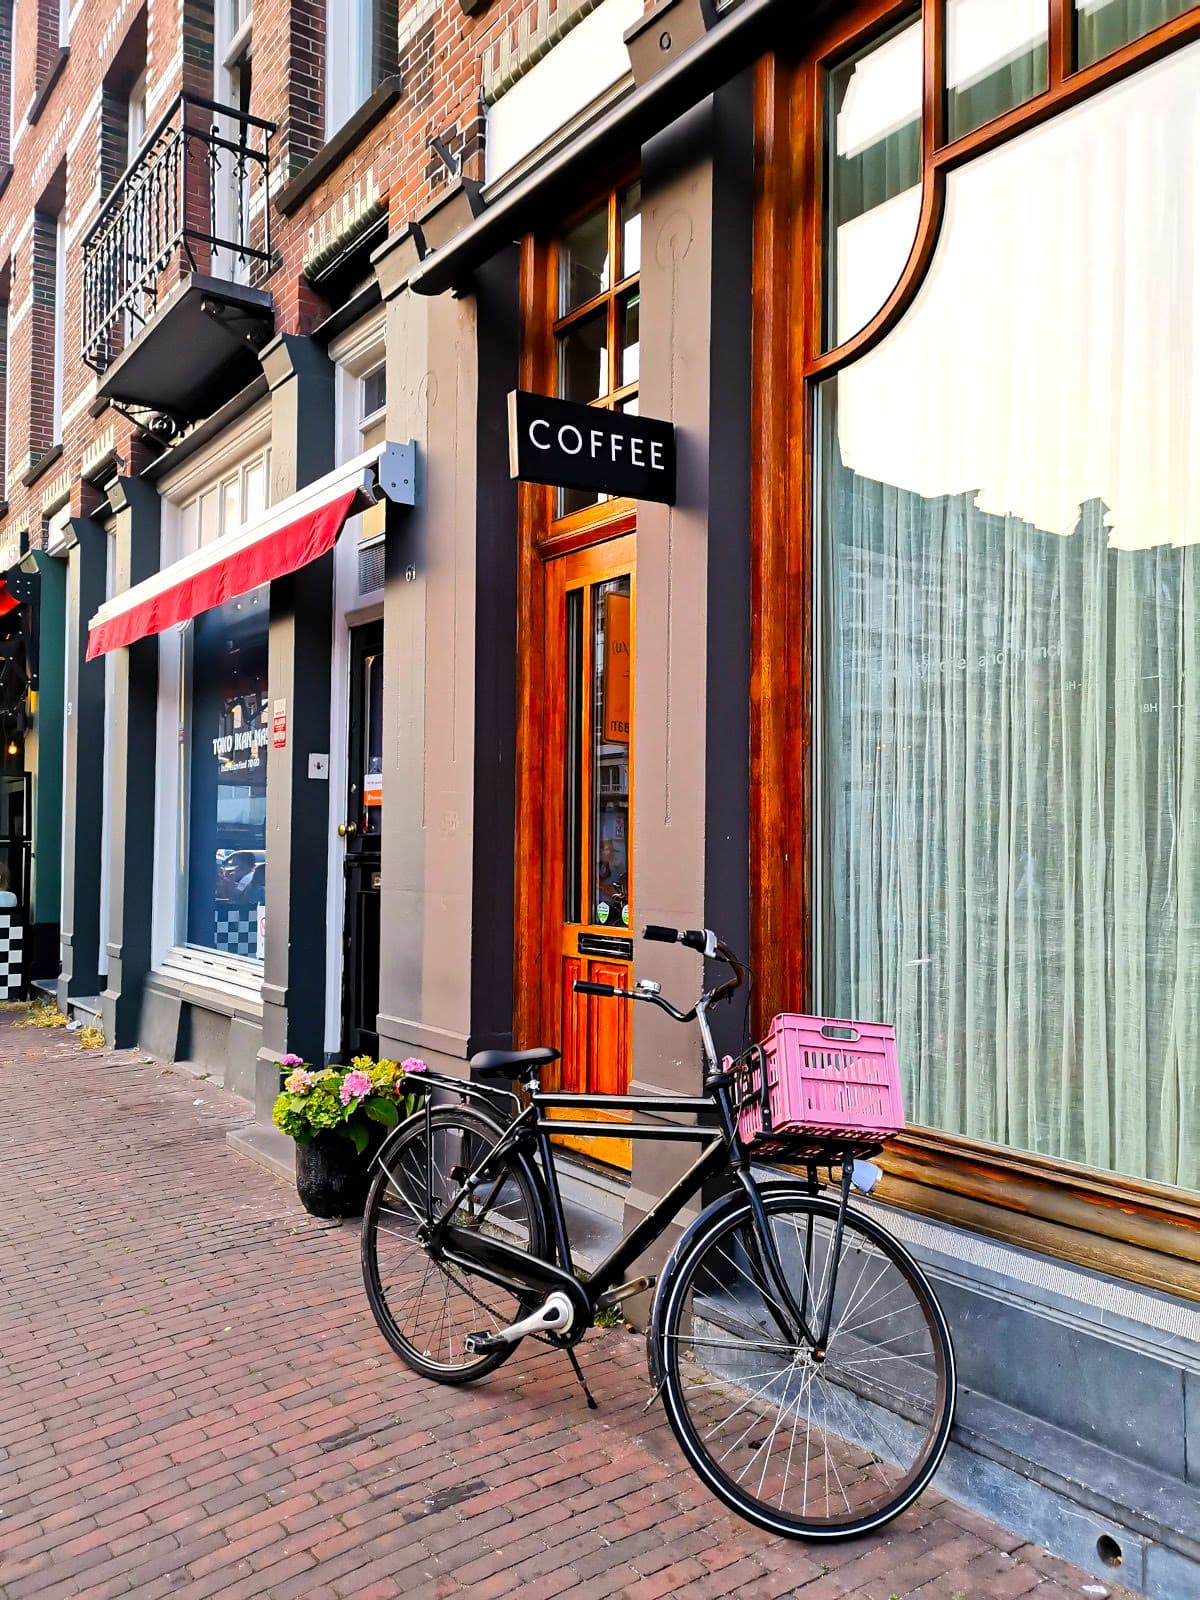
[643,924,712,954]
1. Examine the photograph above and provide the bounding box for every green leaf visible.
[343,1119,370,1155]
[364,1096,399,1128]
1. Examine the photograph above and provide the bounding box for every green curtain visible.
[818,418,1200,1190]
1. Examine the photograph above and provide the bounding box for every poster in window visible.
[603,592,631,744]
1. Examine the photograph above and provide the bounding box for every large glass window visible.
[816,44,1200,1190]
[173,451,271,962]
[177,591,269,959]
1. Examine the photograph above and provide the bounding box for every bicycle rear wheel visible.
[361,1104,550,1383]
[652,1185,955,1540]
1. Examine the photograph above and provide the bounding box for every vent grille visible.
[358,541,385,596]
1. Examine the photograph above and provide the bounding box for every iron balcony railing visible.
[81,92,275,374]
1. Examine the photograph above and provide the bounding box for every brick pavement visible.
[0,1018,1136,1599]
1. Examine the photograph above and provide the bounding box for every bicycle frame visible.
[393,1054,844,1354]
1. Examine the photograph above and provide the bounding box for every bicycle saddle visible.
[469,1046,560,1080]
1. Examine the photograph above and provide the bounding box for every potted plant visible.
[272,1053,428,1218]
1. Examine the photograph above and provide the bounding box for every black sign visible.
[508,390,676,505]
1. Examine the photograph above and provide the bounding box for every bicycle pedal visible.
[464,1330,506,1355]
[597,1274,655,1309]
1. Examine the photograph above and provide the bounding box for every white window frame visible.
[127,69,148,166]
[325,0,373,139]
[152,406,273,1001]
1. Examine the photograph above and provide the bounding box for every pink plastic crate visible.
[736,1014,905,1146]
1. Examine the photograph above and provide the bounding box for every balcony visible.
[81,93,277,427]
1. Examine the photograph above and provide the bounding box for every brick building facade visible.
[2,2,1199,1595]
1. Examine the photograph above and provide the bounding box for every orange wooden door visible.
[543,535,635,1167]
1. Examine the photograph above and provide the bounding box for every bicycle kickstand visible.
[565,1345,598,1410]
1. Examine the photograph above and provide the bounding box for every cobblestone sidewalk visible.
[0,1020,1134,1599]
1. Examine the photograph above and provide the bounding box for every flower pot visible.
[294,1130,375,1219]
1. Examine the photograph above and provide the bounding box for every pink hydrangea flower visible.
[279,1053,306,1068]
[339,1069,373,1106]
[401,1057,427,1075]
[285,1068,314,1094]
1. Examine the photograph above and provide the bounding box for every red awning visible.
[86,488,359,661]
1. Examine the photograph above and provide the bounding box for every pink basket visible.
[736,1014,905,1147]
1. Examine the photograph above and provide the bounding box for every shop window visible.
[176,591,269,960]
[946,0,1047,140]
[173,452,270,963]
[552,183,641,518]
[1075,0,1192,66]
[814,43,1200,1190]
[824,14,921,349]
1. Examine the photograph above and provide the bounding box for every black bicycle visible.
[360,925,956,1540]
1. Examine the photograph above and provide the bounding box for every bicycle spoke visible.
[660,1190,954,1537]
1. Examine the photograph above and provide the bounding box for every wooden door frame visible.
[513,222,640,1061]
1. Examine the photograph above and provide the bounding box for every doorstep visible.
[554,1153,626,1274]
[227,1122,295,1185]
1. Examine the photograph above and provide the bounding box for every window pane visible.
[816,45,1200,1190]
[243,459,266,524]
[947,0,1047,140]
[825,16,923,349]
[620,183,641,280]
[178,588,269,959]
[559,204,610,315]
[221,476,240,537]
[618,290,640,388]
[360,651,384,835]
[591,578,631,928]
[563,588,584,924]
[1076,0,1191,66]
[557,308,609,406]
[362,367,386,418]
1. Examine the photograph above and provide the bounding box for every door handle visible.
[337,821,358,838]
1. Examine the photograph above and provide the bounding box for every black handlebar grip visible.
[642,924,679,942]
[680,929,708,952]
[574,980,617,996]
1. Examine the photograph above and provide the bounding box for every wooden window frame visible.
[752,0,1200,1300]
[513,184,641,1056]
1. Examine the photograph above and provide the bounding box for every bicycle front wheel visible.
[653,1185,955,1540]
[361,1104,550,1383]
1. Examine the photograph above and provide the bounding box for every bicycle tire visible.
[361,1103,551,1384]
[651,1184,955,1540]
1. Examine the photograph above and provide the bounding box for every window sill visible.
[152,948,265,1018]
[27,47,70,126]
[21,442,64,490]
[873,1126,1200,1303]
[275,78,403,218]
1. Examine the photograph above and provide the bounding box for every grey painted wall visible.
[101,476,161,1049]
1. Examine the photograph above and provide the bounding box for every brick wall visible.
[0,0,649,547]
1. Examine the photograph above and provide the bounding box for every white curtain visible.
[818,42,1200,1189]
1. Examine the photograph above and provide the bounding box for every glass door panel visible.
[546,538,636,1167]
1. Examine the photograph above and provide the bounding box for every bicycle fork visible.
[735,1163,855,1355]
